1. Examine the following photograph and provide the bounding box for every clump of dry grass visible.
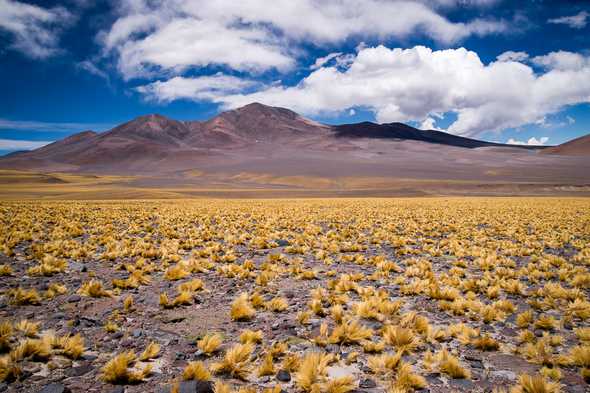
[436,349,471,379]
[329,319,373,345]
[382,326,419,354]
[211,343,254,380]
[323,375,357,393]
[198,333,223,355]
[294,352,333,392]
[240,330,263,344]
[231,293,256,321]
[7,288,41,305]
[78,280,112,298]
[139,342,160,361]
[266,297,288,312]
[472,334,500,351]
[101,351,152,384]
[510,374,560,393]
[183,361,211,381]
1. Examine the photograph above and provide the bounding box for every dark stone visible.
[359,378,377,388]
[175,380,214,393]
[450,379,474,390]
[276,239,289,247]
[470,360,484,369]
[82,353,98,361]
[110,387,125,393]
[132,329,142,338]
[38,383,71,393]
[276,369,291,382]
[112,331,124,339]
[65,364,93,377]
[67,295,81,303]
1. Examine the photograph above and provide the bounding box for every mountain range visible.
[0,103,588,192]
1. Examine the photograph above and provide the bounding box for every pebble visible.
[276,369,291,382]
[38,383,71,393]
[132,329,142,338]
[67,295,81,303]
[491,370,517,381]
[359,378,377,388]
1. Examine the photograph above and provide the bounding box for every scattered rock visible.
[67,295,81,303]
[359,378,377,388]
[276,369,291,382]
[38,383,71,393]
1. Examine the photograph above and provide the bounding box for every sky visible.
[0,0,589,155]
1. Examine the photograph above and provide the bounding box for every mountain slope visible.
[334,122,508,149]
[542,133,590,155]
[0,103,584,180]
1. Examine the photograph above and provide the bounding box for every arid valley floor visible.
[0,198,589,393]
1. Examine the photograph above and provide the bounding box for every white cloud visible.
[137,74,258,103]
[102,0,508,79]
[496,50,529,62]
[348,108,356,116]
[420,116,445,131]
[507,136,549,146]
[532,51,589,71]
[310,53,342,70]
[548,11,589,29]
[0,0,72,58]
[567,115,575,125]
[0,138,52,151]
[77,60,109,80]
[137,45,590,137]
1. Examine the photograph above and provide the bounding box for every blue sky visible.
[0,0,589,154]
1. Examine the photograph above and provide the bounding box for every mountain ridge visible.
[0,103,587,179]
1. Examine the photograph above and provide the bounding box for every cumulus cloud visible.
[0,0,72,58]
[102,0,508,79]
[0,138,52,151]
[137,74,258,103]
[420,116,446,131]
[507,136,549,146]
[532,51,589,71]
[136,46,590,137]
[548,11,589,29]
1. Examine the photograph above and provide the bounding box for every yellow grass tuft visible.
[211,343,254,380]
[139,341,160,361]
[198,333,223,355]
[78,280,112,298]
[510,374,561,393]
[231,293,256,321]
[183,361,211,381]
[240,329,263,344]
[101,351,152,384]
[437,349,471,379]
[266,297,288,312]
[323,376,357,393]
[382,326,419,354]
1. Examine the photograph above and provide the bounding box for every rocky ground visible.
[0,199,589,393]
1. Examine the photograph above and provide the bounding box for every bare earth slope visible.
[0,103,588,196]
[542,133,590,156]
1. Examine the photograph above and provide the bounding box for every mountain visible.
[542,133,590,156]
[334,122,508,149]
[0,103,588,187]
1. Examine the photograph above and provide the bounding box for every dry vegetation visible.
[0,198,589,392]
